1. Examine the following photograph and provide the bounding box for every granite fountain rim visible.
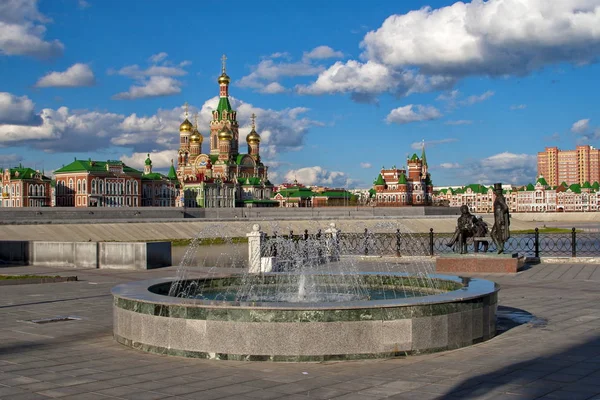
[111,272,499,310]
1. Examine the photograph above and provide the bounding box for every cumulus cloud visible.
[386,104,442,124]
[571,118,590,133]
[457,152,538,185]
[113,76,182,100]
[410,138,457,150]
[0,0,64,59]
[302,45,344,61]
[297,60,454,99]
[110,53,189,100]
[445,120,472,125]
[120,150,178,170]
[35,63,96,88]
[238,57,323,94]
[360,162,372,169]
[0,92,320,161]
[284,166,347,187]
[361,1,600,77]
[0,92,42,125]
[510,104,527,110]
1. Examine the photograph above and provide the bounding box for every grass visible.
[512,228,580,234]
[168,237,249,247]
[0,274,61,280]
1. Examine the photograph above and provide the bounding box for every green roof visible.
[167,163,177,180]
[7,166,51,181]
[464,183,488,194]
[421,145,427,166]
[536,176,548,186]
[274,187,315,198]
[144,154,152,166]
[582,181,592,189]
[398,173,407,184]
[54,159,141,174]
[374,174,385,185]
[526,183,535,191]
[410,153,419,161]
[209,154,219,164]
[368,188,376,197]
[318,191,351,198]
[141,172,171,181]
[243,199,278,204]
[216,97,233,120]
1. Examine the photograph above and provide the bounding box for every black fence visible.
[263,228,600,258]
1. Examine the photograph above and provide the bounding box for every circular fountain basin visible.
[112,273,499,362]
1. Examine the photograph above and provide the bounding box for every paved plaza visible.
[1,261,600,400]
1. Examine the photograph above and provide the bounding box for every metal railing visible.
[262,228,600,258]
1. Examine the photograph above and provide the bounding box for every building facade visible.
[372,146,433,206]
[53,157,177,207]
[434,177,600,213]
[538,145,600,187]
[177,55,274,208]
[1,165,51,207]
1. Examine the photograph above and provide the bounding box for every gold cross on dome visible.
[184,101,189,117]
[221,54,227,73]
[250,113,256,129]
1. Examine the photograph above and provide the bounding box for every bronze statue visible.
[490,183,510,253]
[446,205,476,254]
[447,205,490,254]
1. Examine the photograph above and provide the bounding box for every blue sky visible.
[1,0,599,188]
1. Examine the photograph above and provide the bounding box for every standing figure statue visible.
[490,183,510,254]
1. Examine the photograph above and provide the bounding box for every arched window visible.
[29,185,33,196]
[134,181,138,195]
[69,179,74,191]
[40,185,45,196]
[91,180,96,194]
[127,181,131,194]
[83,180,87,193]
[77,179,81,193]
[99,181,104,194]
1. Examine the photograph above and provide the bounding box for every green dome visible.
[145,154,152,166]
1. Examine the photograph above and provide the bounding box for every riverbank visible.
[0,214,588,242]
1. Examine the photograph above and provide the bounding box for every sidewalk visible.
[1,262,599,399]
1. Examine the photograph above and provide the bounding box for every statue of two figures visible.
[447,183,510,254]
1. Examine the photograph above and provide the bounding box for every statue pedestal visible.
[436,253,525,274]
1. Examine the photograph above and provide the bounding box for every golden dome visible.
[246,128,260,144]
[190,128,202,143]
[179,119,193,132]
[218,73,230,85]
[218,127,233,141]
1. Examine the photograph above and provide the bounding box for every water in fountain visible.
[167,219,449,304]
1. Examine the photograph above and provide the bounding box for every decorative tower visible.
[190,113,202,157]
[407,153,422,182]
[420,140,428,178]
[218,126,233,162]
[246,113,261,160]
[144,154,152,175]
[179,102,192,166]
[210,55,239,156]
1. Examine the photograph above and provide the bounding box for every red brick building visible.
[1,165,52,207]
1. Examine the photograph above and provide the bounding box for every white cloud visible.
[571,118,590,133]
[386,104,442,124]
[461,90,494,106]
[0,0,64,59]
[360,162,372,169]
[303,45,344,61]
[298,60,455,101]
[149,52,168,64]
[436,90,459,102]
[457,152,538,185]
[113,76,182,100]
[0,92,320,162]
[0,92,42,125]
[284,166,347,187]
[120,150,178,170]
[439,162,460,169]
[411,138,457,150]
[445,120,472,125]
[260,82,287,94]
[361,1,600,77]
[110,54,189,100]
[510,104,527,110]
[35,63,96,88]
[238,58,323,94]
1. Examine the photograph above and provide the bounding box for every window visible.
[77,179,81,193]
[83,180,87,193]
[69,179,74,191]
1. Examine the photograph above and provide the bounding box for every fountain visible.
[112,223,499,361]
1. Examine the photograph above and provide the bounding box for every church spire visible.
[421,140,427,166]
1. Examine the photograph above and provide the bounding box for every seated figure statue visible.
[446,205,477,254]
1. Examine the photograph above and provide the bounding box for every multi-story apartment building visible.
[1,165,52,207]
[538,145,600,186]
[435,177,600,213]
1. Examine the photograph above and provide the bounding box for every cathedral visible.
[177,55,274,207]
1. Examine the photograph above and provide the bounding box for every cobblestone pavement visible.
[1,261,600,400]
